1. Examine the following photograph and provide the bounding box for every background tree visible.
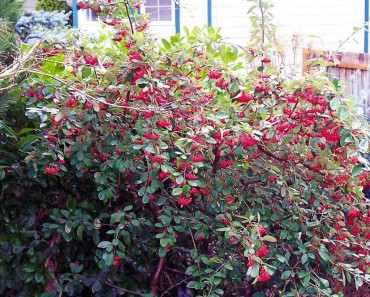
[0,0,24,116]
[35,0,69,12]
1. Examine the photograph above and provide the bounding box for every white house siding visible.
[149,0,366,53]
[270,0,364,74]
[212,0,251,45]
[77,0,366,56]
[180,1,208,30]
[271,0,364,52]
[209,0,365,52]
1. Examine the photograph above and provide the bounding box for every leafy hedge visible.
[35,0,69,12]
[0,0,369,296]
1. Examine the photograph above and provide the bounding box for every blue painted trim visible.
[129,7,136,21]
[207,0,212,27]
[72,0,78,28]
[175,3,180,33]
[365,0,369,53]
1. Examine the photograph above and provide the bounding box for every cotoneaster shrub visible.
[0,0,369,296]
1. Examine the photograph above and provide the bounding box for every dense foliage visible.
[0,0,24,56]
[35,0,69,13]
[0,0,24,115]
[0,0,369,296]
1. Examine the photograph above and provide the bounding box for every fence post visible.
[72,0,78,28]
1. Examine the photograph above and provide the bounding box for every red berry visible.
[257,268,271,282]
[112,261,119,266]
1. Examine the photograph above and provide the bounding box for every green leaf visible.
[158,246,167,258]
[262,235,277,242]
[64,224,72,234]
[247,263,259,278]
[276,255,286,263]
[98,241,111,249]
[318,246,329,261]
[124,205,133,212]
[175,175,184,185]
[77,151,84,161]
[280,229,288,239]
[93,103,100,112]
[19,135,39,149]
[17,128,35,136]
[332,77,339,88]
[339,106,350,121]
[351,164,362,176]
[215,111,229,120]
[330,97,340,110]
[270,214,279,221]
[224,262,233,270]
[105,253,114,265]
[355,277,364,289]
[35,271,44,283]
[187,280,200,289]
[22,264,35,273]
[160,237,169,247]
[301,254,308,265]
[70,263,83,274]
[138,186,146,197]
[303,274,310,287]
[103,72,118,84]
[172,187,183,196]
[201,256,210,265]
[162,39,171,49]
[320,277,329,288]
[281,270,292,280]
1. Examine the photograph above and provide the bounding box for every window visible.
[146,0,172,22]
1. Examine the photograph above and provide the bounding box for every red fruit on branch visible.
[176,197,192,206]
[45,167,60,175]
[255,244,269,257]
[257,268,271,282]
[235,91,253,103]
[185,174,198,180]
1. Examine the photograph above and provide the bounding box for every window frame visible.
[143,0,174,23]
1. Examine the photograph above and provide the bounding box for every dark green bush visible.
[35,0,69,12]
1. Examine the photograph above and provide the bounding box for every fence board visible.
[302,49,370,116]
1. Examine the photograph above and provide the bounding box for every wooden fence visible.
[302,49,370,116]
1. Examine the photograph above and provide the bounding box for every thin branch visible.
[24,68,171,112]
[212,147,220,174]
[257,144,285,162]
[160,277,193,297]
[149,256,167,295]
[102,280,143,296]
[257,144,326,179]
[0,84,16,93]
[124,0,135,34]
[0,36,44,79]
[165,267,189,276]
